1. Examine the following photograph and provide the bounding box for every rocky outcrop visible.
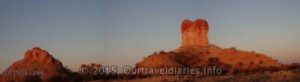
[24,47,61,66]
[136,18,282,74]
[0,47,72,82]
[181,19,209,47]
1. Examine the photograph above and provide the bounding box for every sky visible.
[0,0,300,72]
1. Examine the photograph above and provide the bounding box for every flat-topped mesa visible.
[181,18,209,47]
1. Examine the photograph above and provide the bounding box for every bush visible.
[159,51,167,54]
[289,63,300,70]
[168,51,176,54]
[208,57,220,66]
[250,61,255,65]
[153,52,158,55]
[238,62,244,66]
[48,75,64,82]
[221,64,233,74]
[259,61,264,64]
[24,75,42,82]
[229,47,236,50]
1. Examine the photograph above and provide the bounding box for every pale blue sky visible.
[1,0,300,72]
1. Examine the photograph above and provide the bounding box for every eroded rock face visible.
[24,47,61,65]
[181,19,209,46]
[1,47,71,82]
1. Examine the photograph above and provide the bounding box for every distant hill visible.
[0,47,72,82]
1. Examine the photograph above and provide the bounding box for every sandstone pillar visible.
[181,18,209,46]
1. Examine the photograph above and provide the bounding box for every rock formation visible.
[136,18,282,74]
[182,19,209,46]
[24,47,61,65]
[0,47,72,82]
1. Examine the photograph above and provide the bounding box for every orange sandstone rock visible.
[181,18,209,46]
[1,47,70,82]
[24,47,59,65]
